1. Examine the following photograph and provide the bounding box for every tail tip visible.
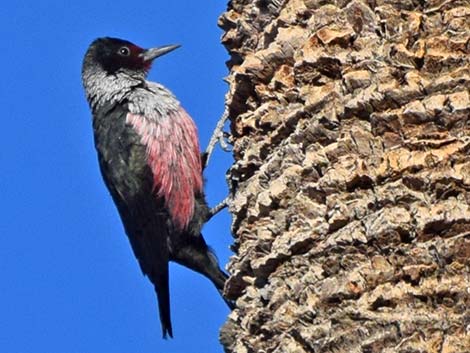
[162,325,173,339]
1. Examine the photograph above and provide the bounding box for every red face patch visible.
[94,38,151,73]
[115,44,150,71]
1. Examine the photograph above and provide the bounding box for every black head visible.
[86,37,180,74]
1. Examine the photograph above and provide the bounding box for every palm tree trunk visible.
[219,1,470,352]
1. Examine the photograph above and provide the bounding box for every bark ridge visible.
[220,0,470,352]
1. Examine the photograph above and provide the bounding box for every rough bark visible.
[218,1,470,352]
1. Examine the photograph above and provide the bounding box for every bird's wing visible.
[93,101,173,337]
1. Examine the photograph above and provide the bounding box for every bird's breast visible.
[126,107,203,230]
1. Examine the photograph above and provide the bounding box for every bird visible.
[81,37,232,338]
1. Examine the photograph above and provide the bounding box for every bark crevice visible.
[220,1,470,352]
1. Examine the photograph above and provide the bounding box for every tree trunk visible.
[218,1,470,352]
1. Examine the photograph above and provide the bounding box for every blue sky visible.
[0,2,233,352]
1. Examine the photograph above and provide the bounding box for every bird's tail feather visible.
[154,269,173,338]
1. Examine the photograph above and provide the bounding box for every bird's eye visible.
[118,46,131,56]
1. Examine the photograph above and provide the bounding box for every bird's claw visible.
[218,132,232,153]
[207,197,230,221]
[203,109,231,169]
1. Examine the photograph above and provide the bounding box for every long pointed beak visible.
[140,44,181,62]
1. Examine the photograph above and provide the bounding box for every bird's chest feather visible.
[125,107,203,230]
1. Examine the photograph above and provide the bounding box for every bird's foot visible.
[207,197,230,221]
[203,108,232,170]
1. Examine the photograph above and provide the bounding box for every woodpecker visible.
[81,37,231,338]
